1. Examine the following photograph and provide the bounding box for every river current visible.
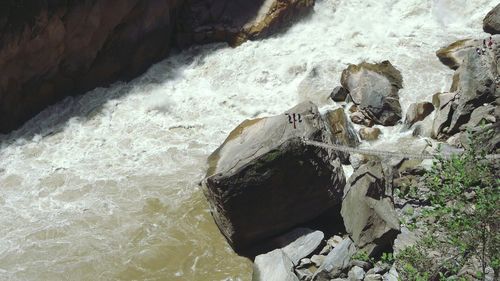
[0,0,496,280]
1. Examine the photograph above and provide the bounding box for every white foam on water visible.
[0,0,496,280]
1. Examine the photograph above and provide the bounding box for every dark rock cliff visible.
[0,0,314,133]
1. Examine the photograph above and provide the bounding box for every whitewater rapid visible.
[0,0,496,280]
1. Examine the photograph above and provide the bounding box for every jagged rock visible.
[253,249,299,281]
[0,0,184,133]
[280,229,325,264]
[431,92,457,139]
[341,162,400,256]
[359,127,382,141]
[484,4,500,34]
[331,86,349,102]
[340,61,403,126]
[459,104,496,130]
[324,108,360,164]
[348,266,365,281]
[436,39,479,70]
[364,274,383,281]
[312,238,356,281]
[403,102,434,129]
[177,0,315,47]
[203,101,345,249]
[382,266,399,281]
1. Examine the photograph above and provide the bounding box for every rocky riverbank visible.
[202,5,499,281]
[0,0,314,133]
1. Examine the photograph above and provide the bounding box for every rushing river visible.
[0,0,496,280]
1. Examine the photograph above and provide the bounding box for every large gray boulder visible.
[203,101,346,249]
[484,4,500,35]
[340,61,403,126]
[340,162,400,256]
[312,238,357,280]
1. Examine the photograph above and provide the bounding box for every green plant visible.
[381,252,394,264]
[396,129,499,280]
[352,251,374,264]
[425,130,499,280]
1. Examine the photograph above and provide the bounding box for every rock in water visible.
[358,127,382,141]
[177,0,315,47]
[330,86,349,102]
[312,238,356,280]
[484,4,500,34]
[403,102,434,129]
[253,249,299,281]
[324,108,360,164]
[203,101,346,250]
[340,61,403,126]
[340,162,400,256]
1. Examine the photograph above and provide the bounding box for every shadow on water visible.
[236,205,346,260]
[0,43,227,151]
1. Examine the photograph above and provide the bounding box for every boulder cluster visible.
[202,4,500,281]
